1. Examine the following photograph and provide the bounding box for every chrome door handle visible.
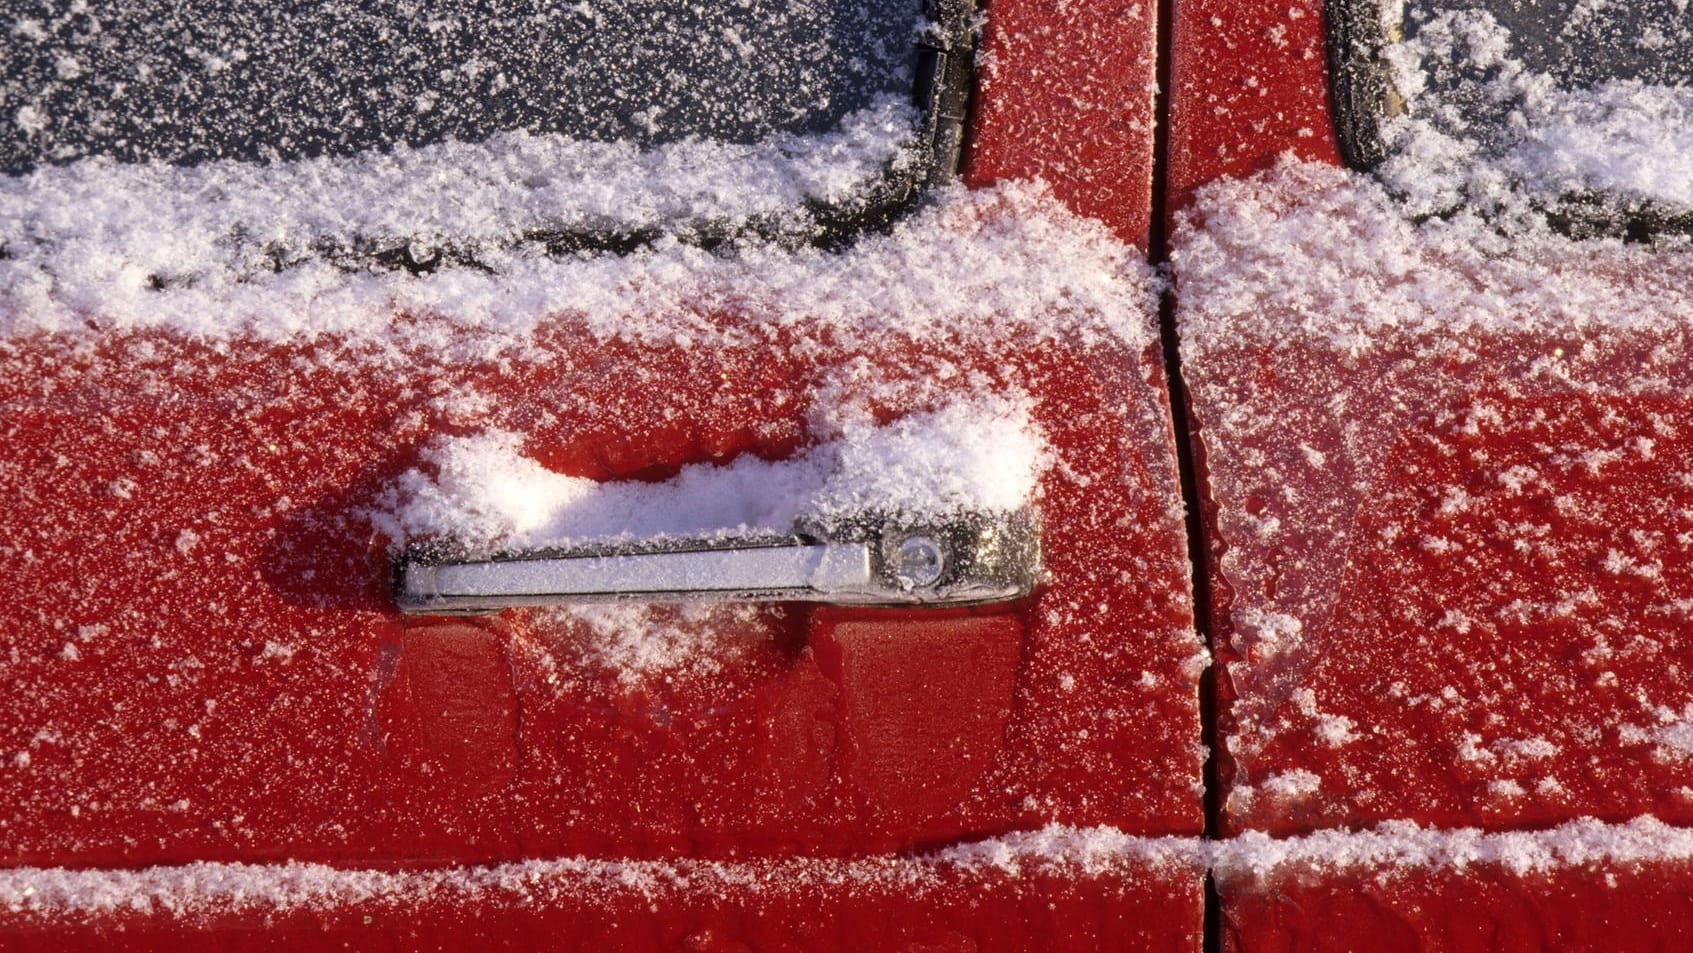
[394,509,1039,614]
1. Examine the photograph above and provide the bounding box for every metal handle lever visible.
[394,509,1039,615]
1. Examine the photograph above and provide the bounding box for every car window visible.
[4,0,925,167]
[1,0,970,259]
[1327,0,1693,236]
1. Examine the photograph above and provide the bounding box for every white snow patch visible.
[1494,737,1559,763]
[1214,816,1693,881]
[0,97,915,283]
[1233,608,1303,662]
[1175,157,1693,352]
[1260,770,1321,798]
[1380,10,1693,217]
[173,529,201,556]
[378,397,1049,550]
[1313,714,1357,748]
[1487,779,1526,800]
[12,819,1693,916]
[1,178,1157,359]
[1623,708,1693,764]
[0,825,1202,918]
[937,825,1199,877]
[539,603,766,684]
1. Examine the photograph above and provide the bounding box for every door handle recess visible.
[394,509,1039,614]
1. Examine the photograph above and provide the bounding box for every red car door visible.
[0,1,1203,949]
[1169,0,1693,948]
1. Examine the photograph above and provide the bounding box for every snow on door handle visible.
[394,509,1040,614]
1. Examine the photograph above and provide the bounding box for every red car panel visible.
[1166,0,1337,224]
[1170,0,1693,948]
[0,326,1198,857]
[967,0,1160,243]
[1180,271,1693,827]
[0,0,1202,945]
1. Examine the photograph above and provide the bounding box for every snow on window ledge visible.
[1378,8,1693,226]
[1,96,919,273]
[0,179,1159,359]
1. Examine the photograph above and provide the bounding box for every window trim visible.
[1324,0,1393,172]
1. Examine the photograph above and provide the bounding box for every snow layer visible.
[380,397,1047,549]
[0,826,1199,918]
[1216,816,1693,882]
[0,96,916,295]
[0,178,1156,356]
[13,819,1693,917]
[1177,157,1693,351]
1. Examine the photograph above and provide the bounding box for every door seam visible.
[1145,0,1225,949]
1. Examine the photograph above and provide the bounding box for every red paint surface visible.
[0,311,1200,949]
[808,614,1024,829]
[1220,861,1693,953]
[4,0,1198,938]
[1243,383,1693,832]
[380,624,520,804]
[0,327,1197,867]
[1166,1,1693,947]
[1187,327,1693,837]
[965,0,1159,244]
[1165,0,1340,218]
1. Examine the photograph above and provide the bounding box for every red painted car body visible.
[8,0,1693,948]
[0,0,1205,949]
[1170,0,1693,949]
